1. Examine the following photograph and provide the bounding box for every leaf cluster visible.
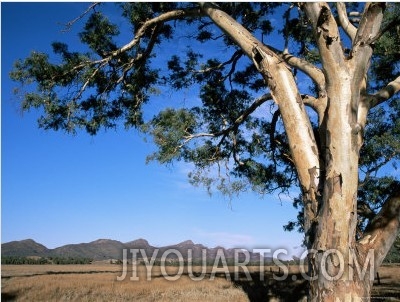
[10,7,164,135]
[370,3,400,87]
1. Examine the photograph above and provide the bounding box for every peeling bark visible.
[300,2,392,301]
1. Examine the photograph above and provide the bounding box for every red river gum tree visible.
[10,2,400,300]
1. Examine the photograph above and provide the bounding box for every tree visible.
[10,2,400,300]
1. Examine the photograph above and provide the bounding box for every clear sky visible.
[1,2,304,257]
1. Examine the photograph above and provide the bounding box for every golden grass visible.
[1,265,249,302]
[2,264,399,301]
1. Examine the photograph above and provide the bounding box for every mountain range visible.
[1,238,264,262]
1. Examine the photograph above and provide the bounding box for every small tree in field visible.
[10,2,400,300]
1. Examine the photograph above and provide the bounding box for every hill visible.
[1,239,50,257]
[1,238,263,262]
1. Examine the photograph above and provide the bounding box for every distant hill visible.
[1,239,50,257]
[52,239,127,260]
[1,238,263,262]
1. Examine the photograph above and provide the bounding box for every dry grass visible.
[2,264,399,301]
[1,265,249,302]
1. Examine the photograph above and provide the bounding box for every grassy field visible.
[2,263,399,301]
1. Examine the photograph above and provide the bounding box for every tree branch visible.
[56,7,205,111]
[336,2,357,41]
[367,75,400,109]
[196,49,243,89]
[179,93,273,163]
[199,2,279,60]
[358,188,400,269]
[73,62,107,103]
[112,8,204,58]
[201,2,321,226]
[302,94,327,123]
[269,109,281,166]
[183,93,272,141]
[233,93,271,125]
[302,3,346,77]
[62,2,100,32]
[197,50,242,74]
[61,7,203,71]
[367,14,400,45]
[116,23,162,85]
[363,151,398,179]
[350,3,385,71]
[347,4,385,132]
[267,45,326,98]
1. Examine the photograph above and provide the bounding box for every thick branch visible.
[199,3,278,60]
[336,2,357,41]
[358,189,400,269]
[368,15,400,45]
[264,45,328,115]
[351,3,386,53]
[302,94,327,123]
[281,53,325,89]
[344,4,384,133]
[367,75,400,109]
[201,2,321,214]
[268,46,326,98]
[302,3,346,76]
[350,3,385,92]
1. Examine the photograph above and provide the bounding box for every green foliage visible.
[1,256,51,265]
[370,3,400,88]
[121,2,178,36]
[360,99,400,172]
[1,256,93,265]
[10,4,165,135]
[49,257,93,265]
[145,108,197,163]
[79,12,120,57]
[166,50,203,90]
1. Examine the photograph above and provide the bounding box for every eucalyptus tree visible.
[10,2,400,300]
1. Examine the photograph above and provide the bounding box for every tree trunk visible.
[307,190,400,301]
[304,64,367,299]
[309,274,372,301]
[301,3,394,300]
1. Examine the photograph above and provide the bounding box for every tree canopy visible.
[10,2,399,228]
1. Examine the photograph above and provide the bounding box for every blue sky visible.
[1,2,304,257]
